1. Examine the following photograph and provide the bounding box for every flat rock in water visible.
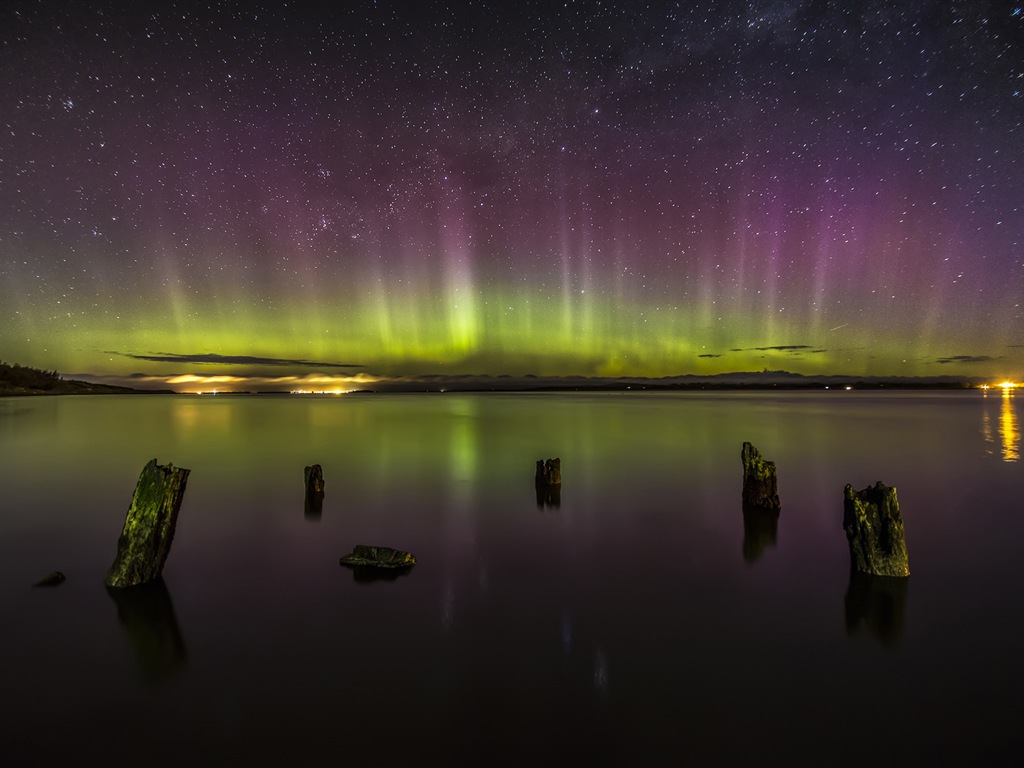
[339,545,416,569]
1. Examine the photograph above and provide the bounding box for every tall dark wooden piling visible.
[535,458,562,509]
[304,464,325,494]
[304,464,325,518]
[741,442,781,512]
[842,482,910,577]
[535,458,561,486]
[105,459,190,588]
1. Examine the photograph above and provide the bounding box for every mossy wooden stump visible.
[843,482,910,577]
[105,459,190,588]
[741,442,781,512]
[535,458,561,486]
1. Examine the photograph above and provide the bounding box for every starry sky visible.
[1,0,1022,390]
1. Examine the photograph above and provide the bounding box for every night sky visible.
[2,1,1022,390]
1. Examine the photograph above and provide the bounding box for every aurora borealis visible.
[1,1,1022,390]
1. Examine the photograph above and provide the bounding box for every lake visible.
[1,391,1021,765]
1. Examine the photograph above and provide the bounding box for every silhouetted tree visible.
[0,361,62,390]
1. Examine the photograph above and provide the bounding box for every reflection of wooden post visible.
[304,464,325,518]
[843,482,910,577]
[844,571,908,647]
[741,506,779,563]
[107,578,187,681]
[105,459,190,588]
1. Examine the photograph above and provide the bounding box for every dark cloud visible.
[935,355,995,364]
[697,353,723,358]
[120,352,363,368]
[728,345,815,353]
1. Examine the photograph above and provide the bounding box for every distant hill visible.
[352,369,984,392]
[0,361,169,396]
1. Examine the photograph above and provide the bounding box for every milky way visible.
[1,1,1022,388]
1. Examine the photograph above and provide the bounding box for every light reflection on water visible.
[1,391,1023,764]
[1000,389,1019,461]
[982,388,1019,461]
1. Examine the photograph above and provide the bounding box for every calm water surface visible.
[1,391,1021,765]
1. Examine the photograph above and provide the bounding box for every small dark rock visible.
[33,570,66,587]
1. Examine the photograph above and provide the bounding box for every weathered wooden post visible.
[740,442,781,512]
[105,459,190,588]
[304,464,325,494]
[535,458,562,509]
[842,482,910,577]
[535,458,561,486]
[304,463,325,518]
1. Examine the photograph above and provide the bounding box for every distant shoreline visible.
[27,380,983,396]
[0,382,176,396]
[3,359,1010,396]
[2,379,992,396]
